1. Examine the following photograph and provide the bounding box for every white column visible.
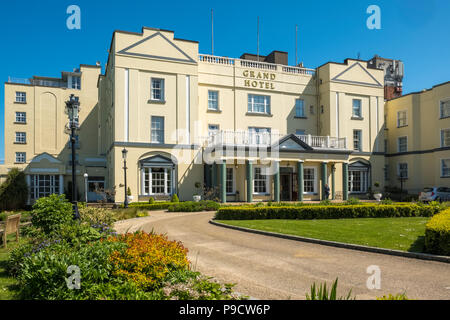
[141,168,145,196]
[164,168,168,195]
[59,175,64,195]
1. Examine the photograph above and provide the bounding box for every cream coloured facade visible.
[3,26,443,203]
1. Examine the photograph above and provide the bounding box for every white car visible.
[419,187,450,202]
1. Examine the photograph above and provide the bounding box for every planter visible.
[193,195,201,202]
[374,193,382,201]
[127,195,134,203]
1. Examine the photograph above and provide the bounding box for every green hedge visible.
[168,201,220,212]
[425,208,450,255]
[215,204,439,221]
[122,202,172,210]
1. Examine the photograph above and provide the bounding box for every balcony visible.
[206,130,347,150]
[199,54,316,76]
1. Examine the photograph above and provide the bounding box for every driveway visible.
[115,211,450,300]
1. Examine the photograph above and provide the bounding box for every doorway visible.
[280,167,293,201]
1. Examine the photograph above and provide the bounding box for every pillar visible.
[220,162,227,203]
[343,162,349,201]
[321,162,328,200]
[246,160,253,203]
[331,164,336,200]
[212,162,217,188]
[273,161,280,202]
[297,161,304,202]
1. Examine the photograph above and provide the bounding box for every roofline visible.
[387,81,450,102]
[317,58,372,70]
[113,26,199,43]
[80,64,101,69]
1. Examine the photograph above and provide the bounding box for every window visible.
[15,112,26,123]
[352,99,362,118]
[348,170,368,193]
[249,127,271,145]
[87,177,105,192]
[15,152,26,163]
[15,92,26,103]
[442,159,450,177]
[70,76,81,89]
[30,175,60,200]
[304,168,316,193]
[441,129,450,147]
[296,129,306,136]
[151,78,165,101]
[353,130,362,151]
[397,111,407,127]
[440,99,450,119]
[384,165,390,181]
[151,116,164,143]
[208,124,219,137]
[295,99,305,117]
[142,167,173,195]
[253,167,268,194]
[15,132,26,144]
[398,136,408,152]
[398,163,408,178]
[226,168,234,194]
[248,94,271,114]
[208,90,219,111]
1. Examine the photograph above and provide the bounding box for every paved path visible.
[115,211,450,300]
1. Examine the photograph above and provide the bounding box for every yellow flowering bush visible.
[107,232,190,289]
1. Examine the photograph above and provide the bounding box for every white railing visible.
[7,77,31,85]
[206,131,347,150]
[198,54,316,76]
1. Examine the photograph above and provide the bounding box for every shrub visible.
[215,204,439,221]
[31,194,74,234]
[126,202,172,211]
[107,232,190,290]
[78,205,115,227]
[345,197,361,205]
[148,197,155,204]
[0,212,7,221]
[319,199,332,206]
[168,201,220,212]
[171,194,180,202]
[306,278,354,300]
[380,198,394,205]
[424,208,450,255]
[0,168,28,210]
[376,293,409,300]
[127,187,132,196]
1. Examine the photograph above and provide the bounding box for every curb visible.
[209,220,450,264]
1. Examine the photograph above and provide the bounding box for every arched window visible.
[348,160,370,194]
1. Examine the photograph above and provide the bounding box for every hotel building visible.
[2,26,448,203]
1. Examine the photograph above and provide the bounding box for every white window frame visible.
[150,78,165,102]
[15,152,26,163]
[248,94,271,114]
[440,129,450,147]
[70,76,81,90]
[303,167,317,194]
[208,124,219,137]
[348,169,369,194]
[15,132,26,144]
[295,99,305,117]
[15,112,26,123]
[248,127,271,145]
[439,98,450,119]
[441,159,450,177]
[397,110,408,127]
[226,167,235,195]
[353,130,362,151]
[151,116,164,144]
[253,166,270,195]
[397,162,408,179]
[15,92,26,103]
[208,90,219,111]
[141,167,173,196]
[352,99,362,118]
[397,136,408,153]
[30,175,60,200]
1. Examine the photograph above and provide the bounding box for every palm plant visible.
[306,278,355,300]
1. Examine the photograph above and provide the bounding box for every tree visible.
[0,168,28,210]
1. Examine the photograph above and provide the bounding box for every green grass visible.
[0,234,25,300]
[216,217,430,252]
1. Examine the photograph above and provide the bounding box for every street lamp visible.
[83,173,89,204]
[122,148,128,208]
[65,94,81,219]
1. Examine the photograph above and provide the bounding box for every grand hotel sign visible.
[243,70,276,90]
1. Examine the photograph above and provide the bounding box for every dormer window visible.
[70,76,81,89]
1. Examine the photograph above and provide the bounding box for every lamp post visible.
[83,173,89,204]
[65,94,81,219]
[122,148,128,208]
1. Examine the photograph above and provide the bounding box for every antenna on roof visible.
[257,16,260,61]
[295,25,298,66]
[211,9,214,55]
[357,52,361,60]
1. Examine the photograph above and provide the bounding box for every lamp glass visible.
[122,148,128,160]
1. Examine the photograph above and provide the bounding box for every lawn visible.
[216,217,430,252]
[0,234,24,300]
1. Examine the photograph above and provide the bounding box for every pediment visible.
[332,62,382,87]
[277,134,313,151]
[117,31,196,64]
[30,153,61,164]
[140,155,174,164]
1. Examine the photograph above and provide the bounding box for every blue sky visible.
[0,0,449,161]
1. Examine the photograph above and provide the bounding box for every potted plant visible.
[127,187,133,203]
[373,182,382,201]
[193,182,202,202]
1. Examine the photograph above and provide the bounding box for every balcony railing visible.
[206,130,347,150]
[199,54,316,76]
